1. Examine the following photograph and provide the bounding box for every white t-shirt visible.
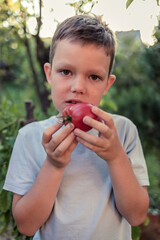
[3,114,149,240]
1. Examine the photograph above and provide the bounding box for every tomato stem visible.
[63,115,72,124]
[57,114,72,125]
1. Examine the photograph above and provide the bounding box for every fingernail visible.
[74,128,80,135]
[68,123,74,129]
[83,116,89,123]
[92,106,98,113]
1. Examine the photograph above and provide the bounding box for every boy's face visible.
[44,39,115,114]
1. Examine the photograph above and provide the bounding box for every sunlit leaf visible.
[126,0,134,8]
[143,215,150,226]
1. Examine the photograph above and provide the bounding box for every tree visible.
[112,22,160,149]
[0,0,51,114]
[143,16,160,147]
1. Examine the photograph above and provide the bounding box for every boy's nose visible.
[70,75,86,94]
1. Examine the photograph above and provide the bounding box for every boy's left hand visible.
[74,106,150,225]
[74,106,125,163]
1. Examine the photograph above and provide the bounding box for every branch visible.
[36,0,42,36]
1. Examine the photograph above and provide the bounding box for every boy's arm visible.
[12,122,77,236]
[74,106,149,226]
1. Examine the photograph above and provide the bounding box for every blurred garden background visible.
[0,0,160,239]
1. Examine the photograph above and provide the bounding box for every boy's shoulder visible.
[18,115,57,137]
[111,113,134,125]
[110,114,140,148]
[111,113,137,135]
[111,113,135,125]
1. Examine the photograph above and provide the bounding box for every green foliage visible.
[67,0,98,15]
[0,98,19,234]
[112,22,160,216]
[100,88,118,112]
[146,151,160,214]
[113,28,160,150]
[0,98,33,239]
[132,226,141,240]
[0,0,51,114]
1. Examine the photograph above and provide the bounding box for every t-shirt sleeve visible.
[122,120,149,186]
[3,124,46,195]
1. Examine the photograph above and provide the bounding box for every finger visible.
[68,138,78,153]
[74,128,103,147]
[76,135,100,152]
[83,116,112,138]
[54,132,78,157]
[91,106,115,129]
[42,122,62,144]
[47,123,75,152]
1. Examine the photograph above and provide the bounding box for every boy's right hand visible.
[42,122,77,169]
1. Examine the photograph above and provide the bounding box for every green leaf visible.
[126,0,134,8]
[132,226,141,240]
[156,0,159,5]
[0,190,12,212]
[0,210,11,234]
[143,215,150,226]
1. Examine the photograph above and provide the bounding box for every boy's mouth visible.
[66,100,82,104]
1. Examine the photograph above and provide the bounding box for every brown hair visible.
[49,14,116,75]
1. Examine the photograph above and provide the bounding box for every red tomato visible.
[62,103,98,131]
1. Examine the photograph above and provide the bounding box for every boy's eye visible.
[61,69,71,76]
[90,74,101,81]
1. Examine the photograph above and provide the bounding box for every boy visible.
[3,15,149,240]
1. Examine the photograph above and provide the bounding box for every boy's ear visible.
[103,75,116,96]
[44,63,52,85]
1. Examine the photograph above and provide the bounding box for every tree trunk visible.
[24,36,51,114]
